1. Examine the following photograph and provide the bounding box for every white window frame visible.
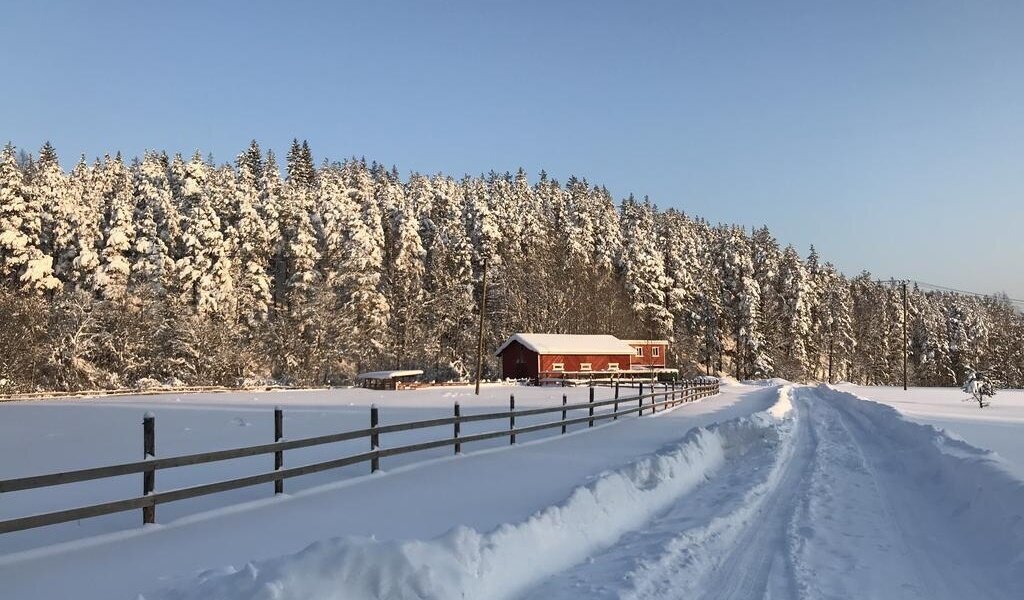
[580,362,592,372]
[552,362,565,372]
[635,347,643,357]
[607,362,620,371]
[652,346,661,358]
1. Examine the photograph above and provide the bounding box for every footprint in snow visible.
[231,417,251,427]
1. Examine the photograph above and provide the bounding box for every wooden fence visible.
[0,380,719,535]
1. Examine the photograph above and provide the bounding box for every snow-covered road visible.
[526,385,1024,600]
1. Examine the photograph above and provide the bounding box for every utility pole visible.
[902,280,908,391]
[474,257,489,396]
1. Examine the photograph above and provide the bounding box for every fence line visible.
[0,380,719,535]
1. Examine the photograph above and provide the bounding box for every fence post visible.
[561,394,567,434]
[510,394,516,444]
[454,402,461,454]
[639,382,644,416]
[142,413,155,525]
[613,385,619,421]
[370,405,380,473]
[588,387,595,427]
[274,406,284,494]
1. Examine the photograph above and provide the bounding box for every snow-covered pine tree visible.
[385,194,426,368]
[776,245,813,379]
[1,144,60,293]
[962,369,996,408]
[94,154,135,302]
[230,161,274,329]
[130,152,178,298]
[620,195,672,340]
[64,157,103,293]
[420,175,476,379]
[175,152,233,315]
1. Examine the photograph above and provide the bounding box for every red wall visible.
[628,343,668,367]
[499,341,540,379]
[539,354,633,373]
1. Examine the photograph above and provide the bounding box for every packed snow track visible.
[526,385,1024,600]
[140,384,1024,600]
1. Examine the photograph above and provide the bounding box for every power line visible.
[908,279,1024,306]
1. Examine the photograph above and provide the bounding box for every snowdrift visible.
[151,389,796,600]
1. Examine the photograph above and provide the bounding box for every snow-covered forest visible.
[1,140,1021,392]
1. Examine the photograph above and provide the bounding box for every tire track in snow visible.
[521,385,802,600]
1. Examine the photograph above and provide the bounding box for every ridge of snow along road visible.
[147,388,797,600]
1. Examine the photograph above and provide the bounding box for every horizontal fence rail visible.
[0,380,719,535]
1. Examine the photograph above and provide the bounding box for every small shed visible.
[356,369,424,390]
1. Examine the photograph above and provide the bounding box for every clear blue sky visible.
[3,1,1022,297]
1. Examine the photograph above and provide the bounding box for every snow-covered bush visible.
[962,370,996,408]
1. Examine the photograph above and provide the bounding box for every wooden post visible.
[902,280,908,391]
[614,380,619,399]
[509,394,516,444]
[588,387,595,427]
[561,394,567,434]
[613,382,619,421]
[142,413,155,525]
[370,405,380,473]
[274,406,283,494]
[454,402,461,454]
[474,257,488,396]
[639,382,644,416]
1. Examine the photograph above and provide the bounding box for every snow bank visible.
[152,386,793,600]
[621,386,799,599]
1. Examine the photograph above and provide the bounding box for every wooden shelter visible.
[355,369,424,390]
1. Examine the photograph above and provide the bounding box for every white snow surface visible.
[494,333,636,356]
[3,382,1024,600]
[355,369,424,379]
[836,383,1024,480]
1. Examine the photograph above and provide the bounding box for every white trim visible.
[580,362,592,372]
[652,346,660,357]
[635,347,643,357]
[608,363,620,371]
[552,362,565,372]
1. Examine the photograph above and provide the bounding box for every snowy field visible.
[1,381,1023,599]
[836,383,1024,480]
[0,383,653,553]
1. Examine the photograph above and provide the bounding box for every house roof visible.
[622,339,670,345]
[356,369,424,380]
[495,334,636,357]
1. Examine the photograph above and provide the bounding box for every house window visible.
[552,362,565,372]
[608,363,619,371]
[580,362,592,372]
[635,347,643,357]
[652,346,660,358]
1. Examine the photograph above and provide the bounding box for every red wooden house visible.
[495,334,672,381]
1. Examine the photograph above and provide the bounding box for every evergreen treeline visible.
[1,140,1021,392]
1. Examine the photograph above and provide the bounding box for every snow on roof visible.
[356,370,424,380]
[622,339,670,345]
[495,334,636,357]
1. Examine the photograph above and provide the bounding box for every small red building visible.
[495,334,672,381]
[625,339,670,369]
